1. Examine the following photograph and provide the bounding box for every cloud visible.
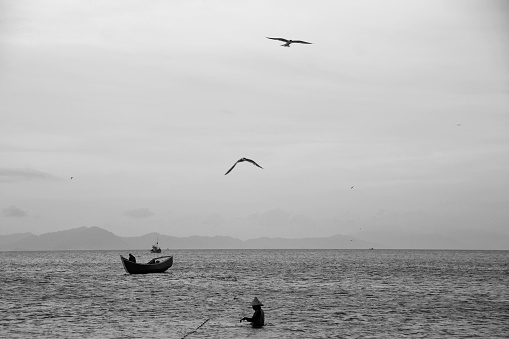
[2,205,28,218]
[0,168,57,182]
[124,208,154,219]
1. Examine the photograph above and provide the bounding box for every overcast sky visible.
[1,0,508,244]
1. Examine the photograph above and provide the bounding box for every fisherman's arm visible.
[240,310,261,323]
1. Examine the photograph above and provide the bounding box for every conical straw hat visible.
[251,297,263,306]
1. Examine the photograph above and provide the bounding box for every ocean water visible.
[0,249,508,339]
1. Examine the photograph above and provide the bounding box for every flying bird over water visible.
[266,37,312,47]
[225,158,263,175]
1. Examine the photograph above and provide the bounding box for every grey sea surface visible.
[1,249,508,338]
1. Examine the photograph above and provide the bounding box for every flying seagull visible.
[225,158,263,175]
[266,37,312,47]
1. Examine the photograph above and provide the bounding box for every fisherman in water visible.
[240,297,265,327]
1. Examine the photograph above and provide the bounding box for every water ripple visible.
[0,249,508,338]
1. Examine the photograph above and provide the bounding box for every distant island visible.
[0,226,381,251]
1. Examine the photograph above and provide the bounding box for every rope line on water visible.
[181,318,210,339]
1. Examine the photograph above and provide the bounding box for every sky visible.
[1,0,508,245]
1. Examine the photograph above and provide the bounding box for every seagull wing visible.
[292,40,312,44]
[224,161,240,175]
[266,37,289,43]
[244,158,263,169]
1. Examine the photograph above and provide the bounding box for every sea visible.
[1,249,508,339]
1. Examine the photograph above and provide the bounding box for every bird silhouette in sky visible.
[350,186,354,189]
[266,37,312,47]
[225,158,263,175]
[70,177,73,180]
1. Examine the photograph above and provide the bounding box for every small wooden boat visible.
[120,255,173,274]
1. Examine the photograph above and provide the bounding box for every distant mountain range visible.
[0,226,381,251]
[1,226,508,251]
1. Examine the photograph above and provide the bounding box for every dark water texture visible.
[1,250,508,338]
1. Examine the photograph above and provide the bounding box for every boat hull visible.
[120,255,173,274]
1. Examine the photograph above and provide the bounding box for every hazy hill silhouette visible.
[0,226,380,251]
[0,232,33,247]
[2,227,128,251]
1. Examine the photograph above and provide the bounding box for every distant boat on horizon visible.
[150,239,161,253]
